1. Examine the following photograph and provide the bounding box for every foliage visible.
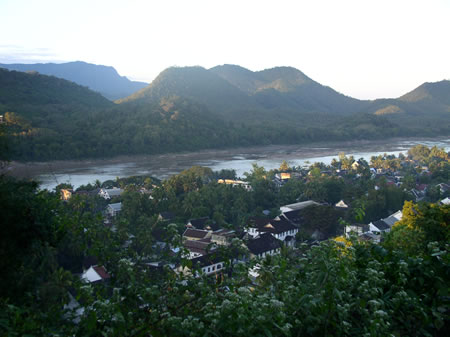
[1,146,449,336]
[385,201,449,255]
[2,67,450,161]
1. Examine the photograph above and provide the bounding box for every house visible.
[274,172,291,187]
[211,229,236,246]
[246,233,282,259]
[370,219,391,233]
[358,232,380,242]
[98,188,123,200]
[106,202,122,217]
[158,211,176,222]
[437,183,450,195]
[186,217,220,231]
[177,253,226,276]
[280,200,320,213]
[60,189,73,201]
[279,209,303,226]
[81,265,111,283]
[183,228,211,241]
[351,161,360,170]
[410,188,425,201]
[345,222,385,238]
[218,179,252,191]
[183,239,215,259]
[345,224,370,237]
[335,200,349,209]
[440,197,450,205]
[416,184,428,193]
[382,210,403,227]
[246,218,298,243]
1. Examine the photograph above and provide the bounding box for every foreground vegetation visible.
[0,145,449,336]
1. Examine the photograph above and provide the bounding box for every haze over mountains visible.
[0,61,148,100]
[0,62,449,160]
[118,65,367,119]
[118,63,450,125]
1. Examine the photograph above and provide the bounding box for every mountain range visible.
[118,64,450,129]
[0,63,449,161]
[0,61,148,100]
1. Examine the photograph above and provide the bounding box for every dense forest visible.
[1,66,449,161]
[0,61,148,100]
[0,145,449,336]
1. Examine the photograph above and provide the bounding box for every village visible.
[57,144,449,289]
[2,143,449,335]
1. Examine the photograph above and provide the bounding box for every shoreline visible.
[3,136,449,180]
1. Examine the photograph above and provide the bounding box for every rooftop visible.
[280,200,320,212]
[247,233,282,255]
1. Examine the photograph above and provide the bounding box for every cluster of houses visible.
[174,201,328,277]
[217,179,252,191]
[61,152,448,282]
[344,210,403,242]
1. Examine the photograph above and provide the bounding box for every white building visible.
[106,202,122,217]
[280,200,320,213]
[81,265,111,283]
[99,188,123,200]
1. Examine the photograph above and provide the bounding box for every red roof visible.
[93,265,111,279]
[416,184,428,191]
[183,228,210,239]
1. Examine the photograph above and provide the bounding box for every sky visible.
[0,0,449,100]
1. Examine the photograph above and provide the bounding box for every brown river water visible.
[4,137,450,190]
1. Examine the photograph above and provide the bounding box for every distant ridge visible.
[119,64,367,117]
[1,63,449,161]
[0,61,148,100]
[399,80,450,105]
[0,68,112,110]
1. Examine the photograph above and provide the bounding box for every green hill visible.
[117,66,255,118]
[211,64,366,114]
[0,61,148,100]
[1,65,449,161]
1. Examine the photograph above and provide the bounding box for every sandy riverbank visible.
[2,137,449,185]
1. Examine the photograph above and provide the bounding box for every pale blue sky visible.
[1,0,449,99]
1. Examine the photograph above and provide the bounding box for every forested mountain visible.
[0,61,148,100]
[210,64,366,114]
[0,68,112,110]
[399,80,450,105]
[120,65,367,119]
[117,66,256,118]
[362,80,450,133]
[0,65,449,161]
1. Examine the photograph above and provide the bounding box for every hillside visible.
[211,65,366,114]
[120,65,367,119]
[0,69,114,159]
[363,80,450,133]
[1,65,449,161]
[0,61,148,100]
[117,66,256,117]
[0,68,112,110]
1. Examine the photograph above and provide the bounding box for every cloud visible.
[0,45,66,63]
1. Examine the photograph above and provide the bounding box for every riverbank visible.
[3,136,449,190]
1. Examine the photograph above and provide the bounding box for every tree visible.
[385,201,449,255]
[244,163,268,183]
[279,160,290,171]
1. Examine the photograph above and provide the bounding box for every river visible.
[5,137,450,190]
